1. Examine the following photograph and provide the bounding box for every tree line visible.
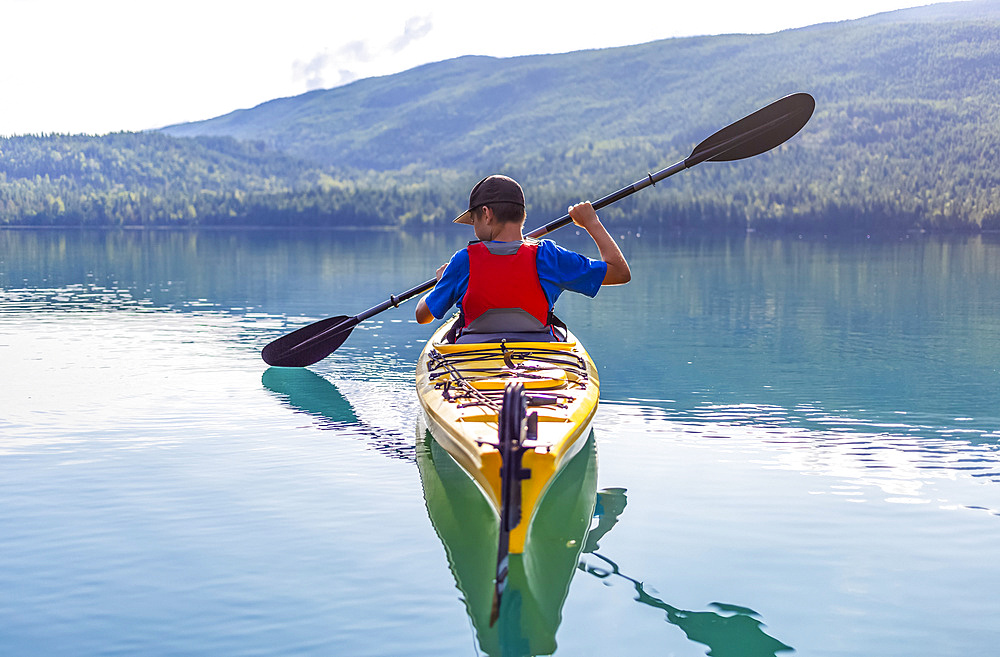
[4,124,997,232]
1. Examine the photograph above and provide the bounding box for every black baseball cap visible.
[453,175,525,225]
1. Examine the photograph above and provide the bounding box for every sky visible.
[1,0,936,136]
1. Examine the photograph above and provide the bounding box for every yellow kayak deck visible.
[415,318,599,553]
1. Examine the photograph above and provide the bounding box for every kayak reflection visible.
[417,428,598,657]
[261,367,414,461]
[579,516,794,657]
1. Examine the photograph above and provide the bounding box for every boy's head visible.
[454,175,526,225]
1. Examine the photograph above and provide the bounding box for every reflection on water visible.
[581,489,793,657]
[416,430,596,657]
[581,552,793,657]
[0,227,469,319]
[418,429,796,657]
[261,367,414,462]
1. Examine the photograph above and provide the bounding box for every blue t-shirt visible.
[424,239,608,319]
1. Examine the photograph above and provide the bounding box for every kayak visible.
[415,316,600,555]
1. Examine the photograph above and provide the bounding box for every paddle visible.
[261,92,815,367]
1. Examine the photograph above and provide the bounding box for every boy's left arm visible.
[415,262,449,324]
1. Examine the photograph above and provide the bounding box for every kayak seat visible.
[449,308,567,344]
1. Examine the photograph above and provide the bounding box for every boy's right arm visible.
[568,202,631,285]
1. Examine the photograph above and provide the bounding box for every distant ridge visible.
[159,0,1000,169]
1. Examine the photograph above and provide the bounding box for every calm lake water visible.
[1,226,999,656]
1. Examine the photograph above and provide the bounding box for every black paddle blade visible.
[260,315,359,367]
[687,92,815,165]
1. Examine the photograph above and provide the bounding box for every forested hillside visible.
[2,0,1000,231]
[0,132,456,227]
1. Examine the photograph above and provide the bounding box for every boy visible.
[415,174,630,342]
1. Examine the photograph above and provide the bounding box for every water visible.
[1,227,999,656]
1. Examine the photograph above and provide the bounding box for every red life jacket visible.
[461,241,550,331]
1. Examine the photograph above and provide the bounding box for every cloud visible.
[294,52,332,90]
[338,40,378,64]
[293,15,432,91]
[388,16,433,54]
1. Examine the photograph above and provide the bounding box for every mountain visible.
[160,1,1000,169]
[3,0,1000,231]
